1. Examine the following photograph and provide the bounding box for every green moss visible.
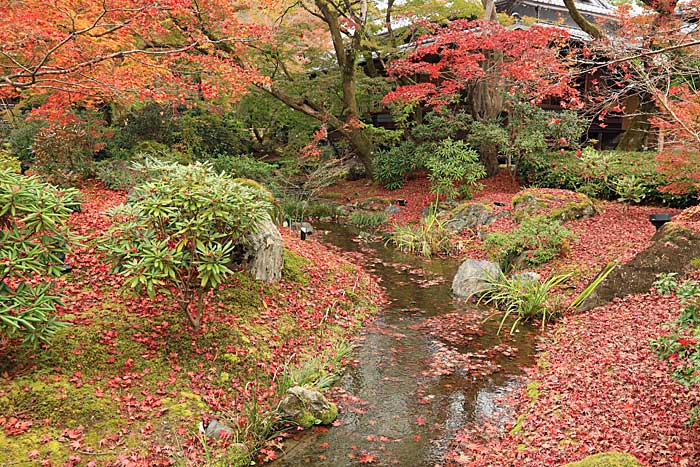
[0,379,119,426]
[219,272,264,307]
[512,189,595,223]
[690,257,700,270]
[548,199,596,222]
[562,452,644,467]
[340,263,357,273]
[292,401,338,428]
[453,201,493,215]
[509,413,527,435]
[282,249,312,286]
[526,381,542,403]
[319,402,338,425]
[161,391,208,419]
[295,410,319,428]
[662,223,692,241]
[0,428,66,464]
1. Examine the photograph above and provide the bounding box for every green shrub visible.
[32,119,105,186]
[386,214,453,257]
[654,272,680,295]
[652,278,700,424]
[349,211,388,227]
[212,154,276,183]
[518,149,697,207]
[108,103,181,151]
[0,149,20,172]
[178,112,251,159]
[411,111,474,143]
[425,139,485,199]
[614,174,647,204]
[95,159,146,191]
[101,161,272,331]
[7,118,47,162]
[278,197,339,223]
[485,216,573,271]
[480,271,570,334]
[0,171,79,347]
[373,141,424,190]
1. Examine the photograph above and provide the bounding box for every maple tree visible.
[0,0,279,116]
[385,19,579,172]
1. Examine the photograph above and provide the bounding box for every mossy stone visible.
[279,386,338,428]
[562,452,644,467]
[512,189,595,223]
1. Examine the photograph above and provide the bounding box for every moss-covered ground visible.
[0,184,382,467]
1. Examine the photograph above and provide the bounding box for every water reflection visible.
[272,224,537,467]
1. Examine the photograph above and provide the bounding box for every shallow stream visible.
[273,223,538,466]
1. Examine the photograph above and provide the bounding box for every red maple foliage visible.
[0,1,278,116]
[384,20,579,108]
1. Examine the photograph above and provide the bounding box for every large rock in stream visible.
[580,207,700,311]
[452,259,501,298]
[279,386,338,428]
[241,215,284,283]
[561,452,643,467]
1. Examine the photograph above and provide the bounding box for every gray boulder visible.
[452,259,502,298]
[440,202,506,232]
[384,205,401,216]
[242,215,284,283]
[204,420,235,439]
[279,386,339,428]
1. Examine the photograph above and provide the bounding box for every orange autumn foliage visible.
[0,0,283,116]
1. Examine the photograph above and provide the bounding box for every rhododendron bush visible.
[101,161,272,331]
[0,171,80,348]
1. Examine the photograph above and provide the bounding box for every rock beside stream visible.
[439,202,507,232]
[579,217,700,311]
[561,452,643,467]
[512,188,596,223]
[452,259,501,298]
[242,216,284,283]
[279,386,338,428]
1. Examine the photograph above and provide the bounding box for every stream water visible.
[273,224,538,467]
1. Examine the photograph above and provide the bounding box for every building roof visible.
[496,0,616,18]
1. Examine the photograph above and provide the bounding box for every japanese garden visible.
[2,0,700,466]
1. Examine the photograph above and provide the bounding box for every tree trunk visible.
[348,128,373,174]
[617,98,655,151]
[470,55,503,176]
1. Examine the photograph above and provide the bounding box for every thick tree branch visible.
[562,0,604,40]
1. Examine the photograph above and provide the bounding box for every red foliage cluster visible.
[384,21,579,108]
[446,292,700,467]
[674,205,700,232]
[0,1,276,115]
